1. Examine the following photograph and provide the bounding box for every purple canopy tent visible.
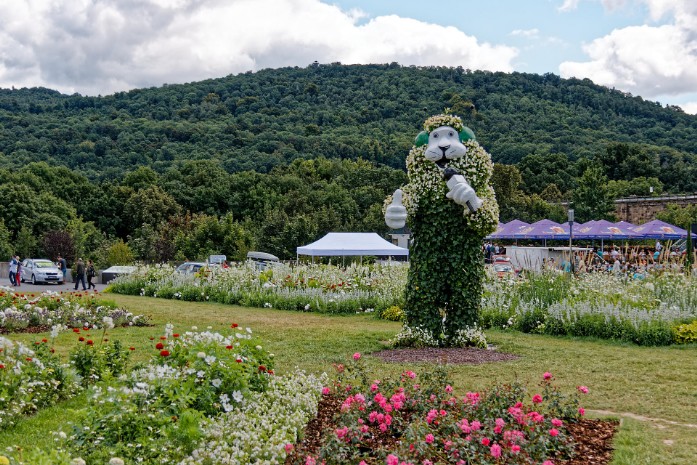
[513,219,568,243]
[487,220,531,240]
[631,220,688,239]
[574,220,641,240]
[615,221,637,231]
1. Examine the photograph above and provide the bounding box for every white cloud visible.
[510,28,540,38]
[559,0,697,99]
[680,101,697,113]
[0,0,517,96]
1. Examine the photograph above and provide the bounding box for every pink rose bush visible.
[293,355,586,464]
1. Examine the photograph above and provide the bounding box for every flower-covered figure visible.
[385,113,498,345]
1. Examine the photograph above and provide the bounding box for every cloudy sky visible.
[2,0,697,113]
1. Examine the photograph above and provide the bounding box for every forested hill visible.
[2,63,697,180]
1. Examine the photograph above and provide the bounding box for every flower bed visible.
[109,262,407,315]
[0,288,150,332]
[2,324,325,465]
[0,331,80,430]
[287,354,590,465]
[108,263,697,345]
[480,270,697,346]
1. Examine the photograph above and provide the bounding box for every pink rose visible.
[425,433,434,444]
[543,372,553,380]
[543,461,555,465]
[387,454,399,465]
[511,444,521,454]
[321,387,330,395]
[578,407,585,416]
[549,428,559,437]
[481,437,491,446]
[490,444,502,458]
[532,394,543,404]
[353,352,361,360]
[552,418,563,427]
[285,444,294,453]
[578,385,589,394]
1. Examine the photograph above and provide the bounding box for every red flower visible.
[129,347,136,351]
[160,336,167,340]
[86,340,94,345]
[258,365,267,372]
[225,345,233,349]
[73,328,80,333]
[160,350,170,357]
[173,333,180,338]
[268,369,274,375]
[78,336,85,342]
[149,337,155,341]
[231,323,239,328]
[0,364,5,369]
[156,342,164,350]
[103,338,109,342]
[236,358,242,363]
[26,357,33,361]
[83,327,89,331]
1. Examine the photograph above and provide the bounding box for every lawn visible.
[2,293,696,465]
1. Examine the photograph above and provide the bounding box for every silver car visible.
[21,258,64,284]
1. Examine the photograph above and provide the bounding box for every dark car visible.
[21,259,64,284]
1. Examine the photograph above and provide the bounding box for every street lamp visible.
[568,209,574,273]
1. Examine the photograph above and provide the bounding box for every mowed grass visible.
[3,294,697,465]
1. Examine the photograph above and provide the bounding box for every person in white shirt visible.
[8,256,18,286]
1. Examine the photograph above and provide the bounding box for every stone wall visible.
[614,194,697,224]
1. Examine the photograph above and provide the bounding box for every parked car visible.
[247,251,280,271]
[175,262,207,275]
[493,263,515,278]
[21,258,64,284]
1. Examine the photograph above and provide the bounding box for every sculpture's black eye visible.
[433,133,439,138]
[449,131,454,137]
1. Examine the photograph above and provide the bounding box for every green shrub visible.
[674,320,697,344]
[380,305,405,321]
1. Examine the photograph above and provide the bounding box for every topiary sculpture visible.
[385,113,499,346]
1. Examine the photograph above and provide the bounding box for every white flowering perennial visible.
[0,337,80,430]
[181,371,326,465]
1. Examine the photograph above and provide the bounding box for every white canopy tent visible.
[296,233,409,262]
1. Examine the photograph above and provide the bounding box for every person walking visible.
[15,257,21,287]
[86,259,97,290]
[74,258,87,291]
[8,255,18,286]
[57,255,67,283]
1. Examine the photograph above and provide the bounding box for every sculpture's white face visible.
[424,126,467,168]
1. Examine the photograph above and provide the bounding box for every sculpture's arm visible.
[385,189,408,229]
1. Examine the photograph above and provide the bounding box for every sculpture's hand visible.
[385,189,408,229]
[445,175,483,213]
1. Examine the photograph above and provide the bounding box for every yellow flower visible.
[0,455,10,465]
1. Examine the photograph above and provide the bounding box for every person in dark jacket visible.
[86,259,97,290]
[74,258,87,291]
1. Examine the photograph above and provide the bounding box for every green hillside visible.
[0,63,696,261]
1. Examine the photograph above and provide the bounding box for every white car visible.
[21,258,64,284]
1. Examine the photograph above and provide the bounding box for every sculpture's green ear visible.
[459,126,476,142]
[415,131,429,147]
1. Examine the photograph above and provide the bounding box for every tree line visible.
[1,64,697,264]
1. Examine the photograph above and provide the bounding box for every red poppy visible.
[86,340,94,345]
[231,323,239,328]
[73,328,80,333]
[41,338,48,343]
[160,336,167,340]
[0,364,5,369]
[160,350,170,357]
[129,347,136,351]
[258,365,267,372]
[173,333,180,338]
[156,342,164,350]
[236,358,242,363]
[225,345,233,349]
[78,336,85,342]
[26,357,33,361]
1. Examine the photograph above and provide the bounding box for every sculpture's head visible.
[414,114,476,169]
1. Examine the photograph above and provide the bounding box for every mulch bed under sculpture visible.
[287,347,618,464]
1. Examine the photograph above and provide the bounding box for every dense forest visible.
[1,63,696,264]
